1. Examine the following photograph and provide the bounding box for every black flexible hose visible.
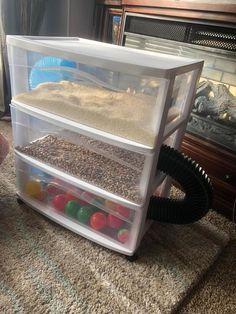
[147,145,213,224]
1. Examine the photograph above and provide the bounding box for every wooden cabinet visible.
[93,1,123,43]
[182,133,236,220]
[94,1,236,221]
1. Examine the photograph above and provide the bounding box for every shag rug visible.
[0,120,233,314]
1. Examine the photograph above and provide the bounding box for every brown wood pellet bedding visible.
[67,133,145,171]
[16,135,144,203]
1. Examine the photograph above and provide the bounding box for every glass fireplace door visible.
[122,14,236,153]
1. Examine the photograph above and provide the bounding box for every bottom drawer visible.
[15,156,143,255]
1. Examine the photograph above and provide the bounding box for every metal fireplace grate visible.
[125,16,189,42]
[124,15,236,52]
[189,26,236,51]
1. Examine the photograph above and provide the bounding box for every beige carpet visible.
[0,119,235,314]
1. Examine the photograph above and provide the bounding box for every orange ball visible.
[104,200,116,211]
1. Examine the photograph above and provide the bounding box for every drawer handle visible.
[224,174,233,182]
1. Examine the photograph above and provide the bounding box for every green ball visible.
[65,200,80,218]
[77,206,95,224]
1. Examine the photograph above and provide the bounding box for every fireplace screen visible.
[122,14,236,153]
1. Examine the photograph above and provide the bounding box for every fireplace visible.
[93,1,236,219]
[101,3,235,220]
[122,13,236,153]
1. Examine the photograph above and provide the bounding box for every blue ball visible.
[30,166,52,180]
[29,56,76,89]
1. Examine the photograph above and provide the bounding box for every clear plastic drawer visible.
[7,36,203,147]
[15,156,142,253]
[11,105,160,205]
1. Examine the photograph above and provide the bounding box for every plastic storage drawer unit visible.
[7,36,203,256]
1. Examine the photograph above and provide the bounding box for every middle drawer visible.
[11,105,161,205]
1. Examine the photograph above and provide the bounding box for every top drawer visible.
[7,36,203,147]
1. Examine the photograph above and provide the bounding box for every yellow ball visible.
[25,180,41,197]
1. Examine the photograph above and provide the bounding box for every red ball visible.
[117,229,130,243]
[52,194,67,211]
[107,214,123,229]
[81,191,95,203]
[114,205,130,218]
[90,212,107,230]
[65,193,78,202]
[46,183,63,195]
[77,198,89,206]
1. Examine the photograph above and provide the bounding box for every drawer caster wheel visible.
[126,253,138,262]
[16,197,24,205]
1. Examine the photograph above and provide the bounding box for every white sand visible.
[14,81,177,146]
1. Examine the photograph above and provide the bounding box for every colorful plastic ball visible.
[105,201,130,218]
[30,167,52,179]
[25,180,41,197]
[77,206,95,224]
[65,200,80,218]
[114,205,130,218]
[52,178,66,187]
[90,212,107,230]
[46,183,63,195]
[65,193,78,203]
[35,190,48,202]
[81,191,95,204]
[104,200,116,211]
[93,196,104,206]
[107,214,123,229]
[52,194,67,211]
[77,198,88,207]
[117,228,130,243]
